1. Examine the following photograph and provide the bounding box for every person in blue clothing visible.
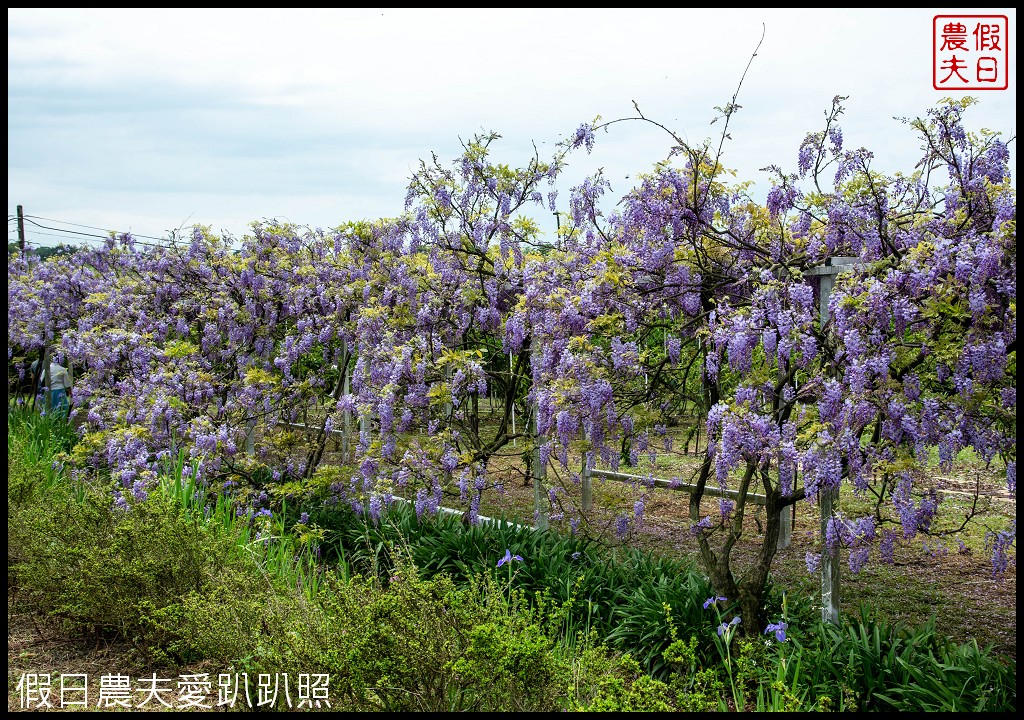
[31,358,72,416]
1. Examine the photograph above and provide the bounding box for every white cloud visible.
[8,8,1016,245]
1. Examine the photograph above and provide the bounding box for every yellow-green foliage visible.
[9,480,238,649]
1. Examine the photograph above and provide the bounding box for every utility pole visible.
[17,204,26,256]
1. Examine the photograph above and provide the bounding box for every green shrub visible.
[7,435,40,510]
[662,634,726,711]
[568,651,675,712]
[447,608,566,710]
[280,563,569,712]
[163,555,660,713]
[10,486,232,647]
[7,404,78,505]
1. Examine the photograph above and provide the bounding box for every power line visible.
[11,229,108,244]
[21,217,110,240]
[20,218,177,249]
[11,209,252,253]
[9,212,186,245]
[10,230,173,252]
[22,215,117,233]
[23,213,176,244]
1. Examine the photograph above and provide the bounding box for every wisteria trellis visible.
[8,96,1015,631]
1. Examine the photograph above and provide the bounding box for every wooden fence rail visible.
[579,467,792,551]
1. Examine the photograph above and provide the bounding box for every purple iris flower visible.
[765,621,789,642]
[717,616,741,636]
[496,549,523,568]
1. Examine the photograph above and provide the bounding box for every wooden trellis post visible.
[805,256,858,625]
[777,488,793,549]
[245,416,255,456]
[510,354,517,448]
[341,339,352,464]
[777,361,793,551]
[531,344,549,530]
[581,448,593,513]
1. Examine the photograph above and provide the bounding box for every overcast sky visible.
[8,8,1017,248]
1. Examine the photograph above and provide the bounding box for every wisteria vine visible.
[8,96,1014,632]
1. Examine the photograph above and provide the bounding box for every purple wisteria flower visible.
[690,516,714,537]
[496,549,523,568]
[986,522,1016,577]
[5,94,1015,605]
[570,123,596,153]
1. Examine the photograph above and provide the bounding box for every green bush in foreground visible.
[9,455,247,650]
[6,407,1016,712]
[8,420,680,710]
